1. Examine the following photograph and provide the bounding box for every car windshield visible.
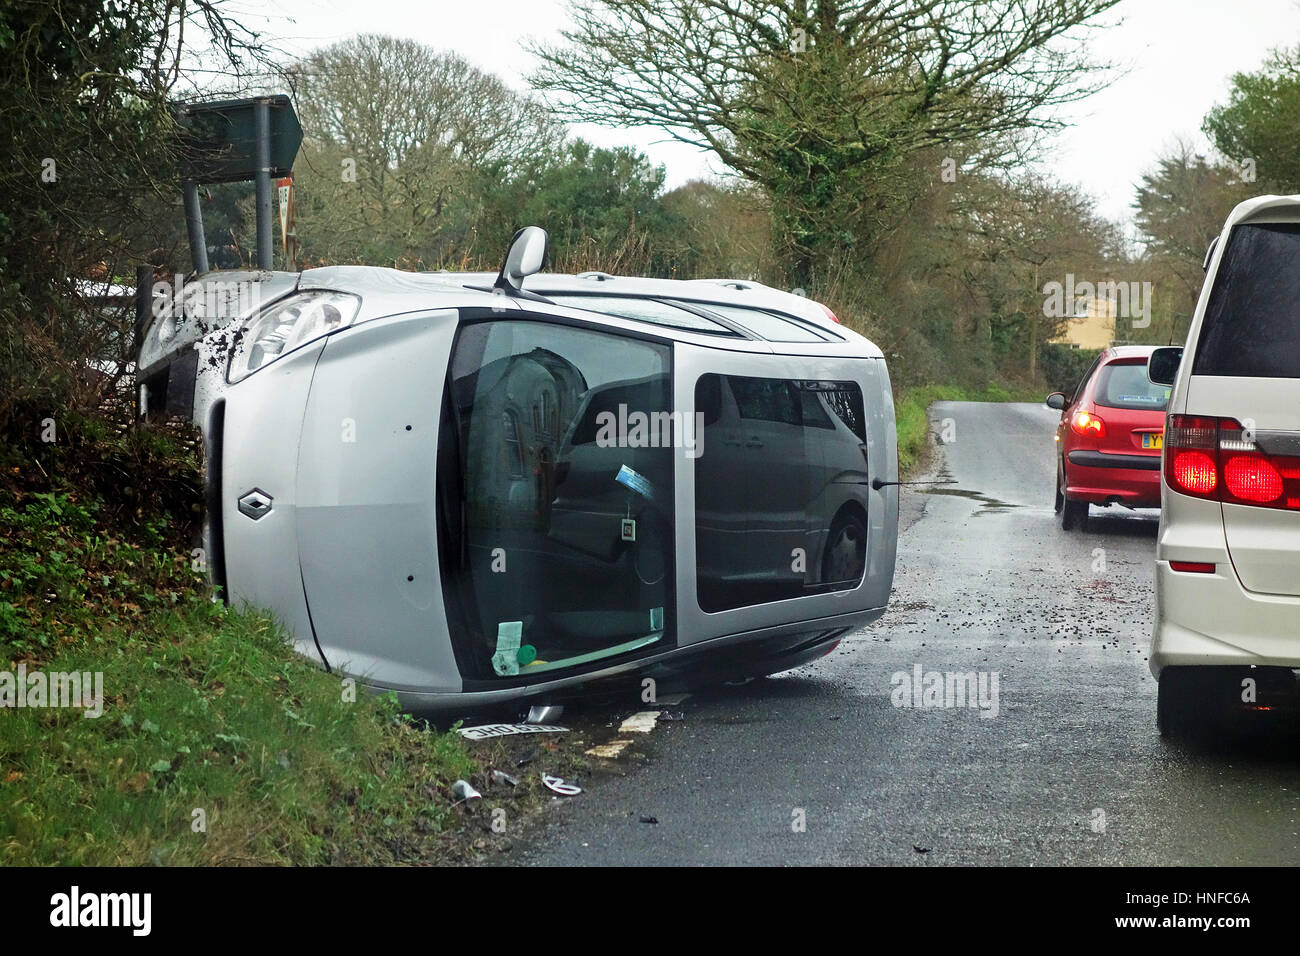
[1094,361,1170,411]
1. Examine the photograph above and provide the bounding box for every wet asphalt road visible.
[512,402,1300,865]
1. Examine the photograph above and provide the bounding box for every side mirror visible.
[1148,346,1183,387]
[1046,392,1067,410]
[494,226,549,296]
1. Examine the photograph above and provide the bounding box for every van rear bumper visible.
[1150,559,1300,677]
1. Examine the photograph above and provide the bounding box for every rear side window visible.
[1071,356,1101,404]
[1194,222,1300,378]
[694,374,869,612]
[1093,362,1170,411]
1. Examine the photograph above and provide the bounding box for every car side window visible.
[695,374,869,613]
[730,376,801,425]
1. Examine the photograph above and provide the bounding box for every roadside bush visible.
[1039,344,1101,396]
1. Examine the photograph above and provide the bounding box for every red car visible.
[1048,346,1171,530]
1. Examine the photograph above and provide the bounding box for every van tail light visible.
[1224,454,1283,502]
[815,301,840,324]
[1071,409,1105,438]
[1165,414,1300,509]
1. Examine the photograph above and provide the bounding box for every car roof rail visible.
[577,271,615,281]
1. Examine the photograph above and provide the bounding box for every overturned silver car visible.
[137,228,899,711]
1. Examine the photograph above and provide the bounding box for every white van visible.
[137,228,899,712]
[1149,196,1300,735]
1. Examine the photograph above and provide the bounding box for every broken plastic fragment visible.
[526,704,563,724]
[618,711,660,734]
[490,769,519,787]
[542,773,582,796]
[451,780,481,802]
[585,739,632,759]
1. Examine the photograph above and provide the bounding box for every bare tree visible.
[286,35,563,264]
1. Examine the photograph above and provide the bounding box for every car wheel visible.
[822,510,867,584]
[1059,463,1087,530]
[1157,667,1202,739]
[1060,496,1087,530]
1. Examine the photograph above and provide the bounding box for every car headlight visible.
[227,290,361,383]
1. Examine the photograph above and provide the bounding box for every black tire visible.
[1060,463,1087,530]
[822,509,868,584]
[1157,667,1201,739]
[1061,496,1087,530]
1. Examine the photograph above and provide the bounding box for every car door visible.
[677,344,891,642]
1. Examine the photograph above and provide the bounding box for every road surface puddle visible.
[913,485,1020,515]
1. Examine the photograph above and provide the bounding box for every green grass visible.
[0,601,482,865]
[0,488,499,865]
[896,383,1042,476]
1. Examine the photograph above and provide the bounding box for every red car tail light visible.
[1165,414,1300,509]
[1172,450,1217,495]
[1070,410,1105,438]
[1223,454,1283,503]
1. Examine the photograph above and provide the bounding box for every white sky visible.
[228,0,1300,232]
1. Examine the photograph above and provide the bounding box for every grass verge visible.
[0,415,570,865]
[0,599,485,865]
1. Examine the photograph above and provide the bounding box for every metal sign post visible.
[176,95,303,274]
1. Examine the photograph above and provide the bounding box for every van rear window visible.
[1194,222,1300,378]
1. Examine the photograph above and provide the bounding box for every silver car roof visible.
[142,265,884,364]
[296,265,883,358]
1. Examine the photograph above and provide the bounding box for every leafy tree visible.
[660,179,777,280]
[529,0,1122,284]
[1203,46,1300,192]
[475,140,683,274]
[1132,142,1250,345]
[0,0,266,422]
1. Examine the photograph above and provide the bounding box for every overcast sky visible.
[231,0,1300,232]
